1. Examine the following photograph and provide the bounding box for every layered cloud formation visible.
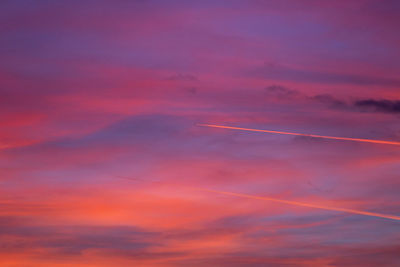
[1,1,400,266]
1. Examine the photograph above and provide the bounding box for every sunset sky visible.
[1,1,400,266]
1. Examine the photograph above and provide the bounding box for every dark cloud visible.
[310,94,347,108]
[265,85,300,98]
[354,99,400,114]
[265,85,347,109]
[265,84,400,115]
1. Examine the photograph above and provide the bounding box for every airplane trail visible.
[197,188,400,221]
[116,176,400,221]
[198,124,400,146]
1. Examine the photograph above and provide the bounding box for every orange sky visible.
[1,1,400,266]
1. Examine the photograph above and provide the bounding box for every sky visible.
[1,0,400,266]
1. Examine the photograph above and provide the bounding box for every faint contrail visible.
[196,188,400,221]
[116,176,400,221]
[197,124,400,146]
